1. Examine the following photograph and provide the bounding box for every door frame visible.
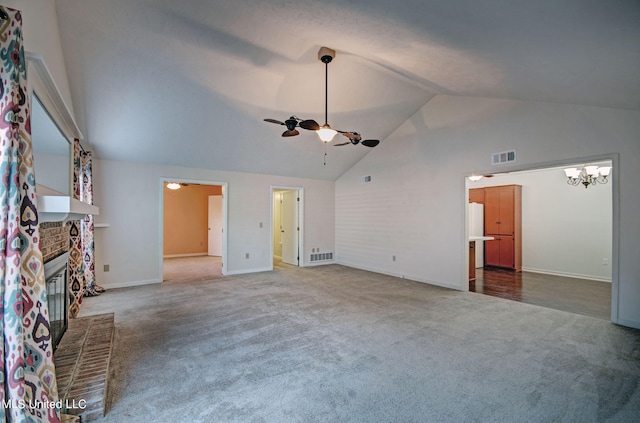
[464,153,619,323]
[160,178,228,277]
[270,186,304,269]
[208,195,223,257]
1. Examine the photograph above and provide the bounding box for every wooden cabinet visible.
[484,185,521,271]
[485,186,516,235]
[485,235,515,268]
[469,188,485,204]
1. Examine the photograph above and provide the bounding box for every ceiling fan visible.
[263,116,313,137]
[264,47,380,148]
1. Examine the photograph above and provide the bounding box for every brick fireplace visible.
[40,221,114,421]
[40,222,70,262]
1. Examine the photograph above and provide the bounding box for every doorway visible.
[272,187,303,267]
[161,179,228,281]
[465,158,615,320]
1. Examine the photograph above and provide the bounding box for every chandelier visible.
[564,165,611,188]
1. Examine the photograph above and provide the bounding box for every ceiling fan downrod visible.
[315,47,338,143]
[321,53,332,127]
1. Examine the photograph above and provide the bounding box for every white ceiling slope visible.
[54,0,640,180]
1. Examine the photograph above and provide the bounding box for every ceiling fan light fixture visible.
[317,124,337,142]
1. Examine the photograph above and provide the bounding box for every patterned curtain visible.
[81,149,102,297]
[0,6,60,423]
[68,141,102,316]
[67,140,83,318]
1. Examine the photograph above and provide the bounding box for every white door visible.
[273,192,283,258]
[208,195,222,256]
[281,190,299,265]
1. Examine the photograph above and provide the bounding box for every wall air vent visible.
[491,150,516,165]
[310,252,334,262]
[361,175,372,184]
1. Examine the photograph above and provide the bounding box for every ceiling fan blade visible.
[333,141,351,146]
[361,139,380,147]
[299,119,320,131]
[341,132,362,141]
[264,118,285,125]
[282,129,300,137]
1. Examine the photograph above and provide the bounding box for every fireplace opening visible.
[44,252,69,351]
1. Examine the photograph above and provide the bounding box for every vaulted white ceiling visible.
[54,0,640,180]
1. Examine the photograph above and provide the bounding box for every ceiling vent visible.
[491,150,516,165]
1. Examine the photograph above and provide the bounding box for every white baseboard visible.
[163,253,208,258]
[335,260,461,291]
[302,260,336,267]
[522,267,612,283]
[101,278,161,290]
[614,317,640,330]
[224,266,272,276]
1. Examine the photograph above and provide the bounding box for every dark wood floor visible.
[470,267,611,320]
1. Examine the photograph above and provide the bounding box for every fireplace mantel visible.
[37,184,99,223]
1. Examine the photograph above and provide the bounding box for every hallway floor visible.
[163,255,222,281]
[471,267,611,320]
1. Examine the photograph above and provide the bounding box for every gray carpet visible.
[79,262,640,422]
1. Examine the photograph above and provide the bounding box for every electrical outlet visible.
[104,264,110,272]
[603,258,609,265]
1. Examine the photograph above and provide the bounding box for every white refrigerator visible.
[469,203,484,268]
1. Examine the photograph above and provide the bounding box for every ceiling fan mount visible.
[318,46,335,64]
[263,46,380,150]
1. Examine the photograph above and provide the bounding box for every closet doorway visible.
[272,187,303,267]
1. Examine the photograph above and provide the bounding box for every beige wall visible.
[163,184,222,257]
